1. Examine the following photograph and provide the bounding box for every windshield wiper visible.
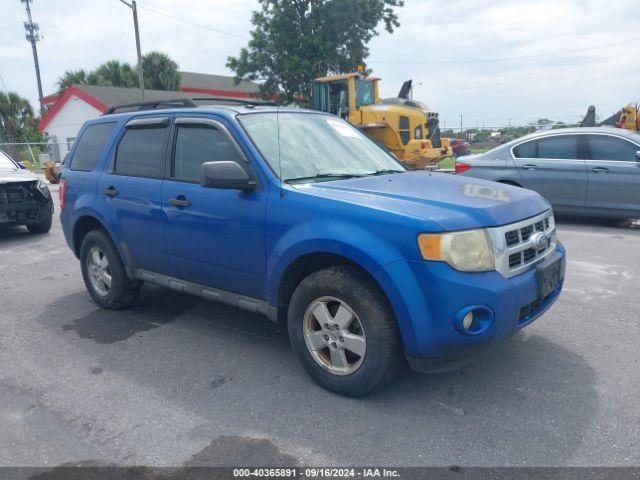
[365,169,406,176]
[285,172,365,184]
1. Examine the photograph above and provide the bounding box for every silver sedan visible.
[456,127,640,219]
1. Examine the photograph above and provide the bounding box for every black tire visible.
[26,204,53,234]
[498,180,522,188]
[80,229,141,309]
[287,266,403,396]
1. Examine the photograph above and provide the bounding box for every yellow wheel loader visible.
[580,103,639,132]
[312,73,452,168]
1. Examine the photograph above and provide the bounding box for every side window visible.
[69,123,116,171]
[399,116,410,145]
[114,125,167,178]
[173,124,243,182]
[513,140,537,158]
[587,135,638,161]
[537,135,579,160]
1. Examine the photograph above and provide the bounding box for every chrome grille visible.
[487,210,556,278]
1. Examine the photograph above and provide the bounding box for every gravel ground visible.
[0,185,638,468]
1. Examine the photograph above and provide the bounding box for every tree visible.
[141,51,181,91]
[0,92,42,159]
[55,52,181,94]
[92,60,138,88]
[57,69,89,93]
[227,0,404,102]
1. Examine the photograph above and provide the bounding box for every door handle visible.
[168,196,191,208]
[522,164,538,171]
[102,186,118,197]
[591,167,609,174]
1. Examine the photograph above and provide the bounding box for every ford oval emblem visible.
[531,231,548,250]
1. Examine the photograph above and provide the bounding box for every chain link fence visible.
[0,141,73,170]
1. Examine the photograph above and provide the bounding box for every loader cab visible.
[312,74,379,123]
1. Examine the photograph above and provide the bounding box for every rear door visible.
[584,133,640,215]
[511,134,588,209]
[96,117,170,273]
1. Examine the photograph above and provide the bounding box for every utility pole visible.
[459,114,464,134]
[118,0,145,100]
[21,0,43,109]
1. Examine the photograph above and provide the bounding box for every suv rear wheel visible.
[80,229,141,309]
[287,266,403,396]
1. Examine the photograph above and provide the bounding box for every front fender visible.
[267,219,404,304]
[266,220,424,354]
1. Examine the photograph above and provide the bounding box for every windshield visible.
[0,150,17,172]
[238,112,405,182]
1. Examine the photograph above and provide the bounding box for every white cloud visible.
[1,0,638,127]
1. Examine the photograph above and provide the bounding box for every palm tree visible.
[140,51,181,91]
[93,60,138,88]
[56,69,89,94]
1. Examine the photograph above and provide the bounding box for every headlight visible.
[36,180,51,197]
[418,229,495,272]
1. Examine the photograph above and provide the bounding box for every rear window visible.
[69,123,116,171]
[114,125,167,178]
[586,135,639,161]
[537,135,579,159]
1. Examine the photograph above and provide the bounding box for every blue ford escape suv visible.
[60,100,565,396]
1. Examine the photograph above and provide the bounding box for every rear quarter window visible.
[513,140,537,158]
[69,122,116,171]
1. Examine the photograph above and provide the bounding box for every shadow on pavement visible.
[41,283,597,466]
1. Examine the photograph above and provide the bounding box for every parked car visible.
[0,149,53,234]
[60,105,565,396]
[456,127,640,219]
[450,138,471,156]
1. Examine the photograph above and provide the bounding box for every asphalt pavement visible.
[0,184,638,468]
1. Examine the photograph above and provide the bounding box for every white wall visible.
[43,95,102,161]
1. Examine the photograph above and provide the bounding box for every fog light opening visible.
[462,311,474,330]
[454,305,494,336]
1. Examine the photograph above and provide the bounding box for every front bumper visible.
[381,242,565,368]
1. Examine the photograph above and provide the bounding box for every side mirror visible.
[201,161,256,191]
[635,150,640,162]
[17,161,27,170]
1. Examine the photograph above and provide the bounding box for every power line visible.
[137,3,249,40]
[370,36,640,65]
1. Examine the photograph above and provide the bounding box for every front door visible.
[511,134,588,209]
[96,117,170,273]
[162,115,266,299]
[584,133,640,215]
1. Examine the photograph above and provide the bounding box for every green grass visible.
[437,157,455,170]
[470,146,492,154]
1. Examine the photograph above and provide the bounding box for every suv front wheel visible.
[287,266,403,396]
[80,229,141,309]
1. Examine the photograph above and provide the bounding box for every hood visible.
[0,169,37,184]
[295,171,550,231]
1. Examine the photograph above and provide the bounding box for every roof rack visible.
[104,96,276,115]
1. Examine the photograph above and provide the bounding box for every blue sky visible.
[2,0,639,128]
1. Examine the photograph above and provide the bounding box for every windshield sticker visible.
[326,119,361,138]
